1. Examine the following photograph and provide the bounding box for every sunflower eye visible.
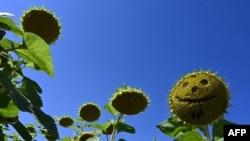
[200,79,208,85]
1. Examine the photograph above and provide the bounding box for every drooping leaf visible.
[0,71,32,112]
[212,118,236,141]
[17,78,43,108]
[11,119,32,141]
[104,103,118,117]
[116,121,135,134]
[23,76,42,93]
[0,17,23,36]
[0,71,59,139]
[15,32,54,77]
[32,107,59,139]
[156,116,194,137]
[0,12,15,17]
[174,131,204,141]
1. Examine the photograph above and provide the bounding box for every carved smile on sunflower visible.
[169,70,230,125]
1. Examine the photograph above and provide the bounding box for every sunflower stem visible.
[200,124,211,141]
[110,113,123,141]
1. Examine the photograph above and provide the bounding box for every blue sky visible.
[1,0,250,140]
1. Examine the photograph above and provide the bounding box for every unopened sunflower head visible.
[20,7,61,44]
[78,132,95,141]
[169,70,230,125]
[110,85,149,115]
[58,115,74,127]
[78,103,101,122]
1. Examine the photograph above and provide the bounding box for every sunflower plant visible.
[0,7,60,140]
[156,70,236,141]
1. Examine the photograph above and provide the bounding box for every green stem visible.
[110,114,123,141]
[200,125,211,141]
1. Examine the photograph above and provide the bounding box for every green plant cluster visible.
[0,11,58,140]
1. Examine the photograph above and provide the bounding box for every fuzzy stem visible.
[200,125,211,141]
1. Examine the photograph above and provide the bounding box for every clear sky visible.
[1,0,250,141]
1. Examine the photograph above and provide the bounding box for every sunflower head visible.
[78,132,95,141]
[58,115,74,127]
[20,7,61,44]
[169,70,230,125]
[78,103,101,122]
[110,85,149,115]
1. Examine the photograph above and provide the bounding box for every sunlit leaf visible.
[11,119,32,141]
[156,116,194,137]
[0,17,23,36]
[174,131,203,141]
[15,32,54,77]
[0,100,19,118]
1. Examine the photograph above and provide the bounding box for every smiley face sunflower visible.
[169,70,230,125]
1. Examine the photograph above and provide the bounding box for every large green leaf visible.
[0,71,59,139]
[175,131,204,141]
[116,121,135,134]
[15,32,54,77]
[0,17,23,36]
[212,118,236,141]
[156,116,194,137]
[17,77,43,108]
[11,119,32,141]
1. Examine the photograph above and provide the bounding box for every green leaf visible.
[116,122,135,134]
[104,103,118,117]
[175,131,203,141]
[0,100,19,118]
[17,78,43,108]
[212,119,236,141]
[0,71,32,112]
[15,32,54,77]
[23,76,42,93]
[156,116,194,137]
[0,17,23,36]
[0,71,59,139]
[0,38,18,50]
[11,119,32,141]
[32,107,59,139]
[90,122,111,131]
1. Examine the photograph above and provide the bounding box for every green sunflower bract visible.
[169,70,230,125]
